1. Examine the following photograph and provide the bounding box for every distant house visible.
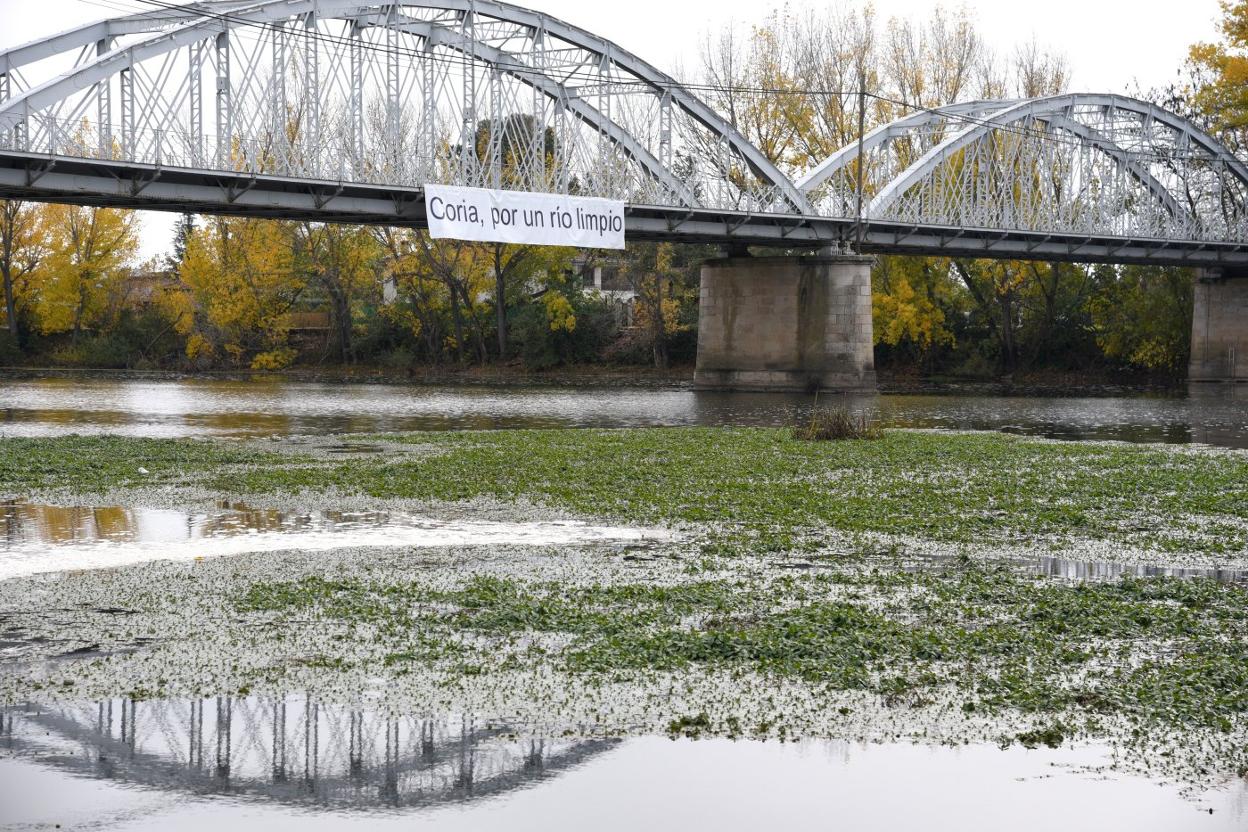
[580,258,636,327]
[280,311,332,332]
[120,270,181,307]
[588,261,636,304]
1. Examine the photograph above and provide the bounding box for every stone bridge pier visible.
[694,249,877,392]
[1190,267,1248,382]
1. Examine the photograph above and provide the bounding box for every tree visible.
[179,216,303,368]
[1087,265,1194,375]
[423,237,492,364]
[470,114,558,191]
[488,243,576,360]
[32,204,139,339]
[465,115,570,360]
[0,200,50,347]
[374,227,449,363]
[951,259,1026,374]
[872,256,957,366]
[1188,0,1248,150]
[297,223,381,364]
[620,243,700,369]
[165,213,196,272]
[881,6,983,112]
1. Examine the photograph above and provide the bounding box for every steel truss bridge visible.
[0,0,1246,267]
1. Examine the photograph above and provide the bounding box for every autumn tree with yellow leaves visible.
[31,204,139,340]
[1188,1,1248,151]
[296,223,381,363]
[0,200,51,347]
[177,216,304,369]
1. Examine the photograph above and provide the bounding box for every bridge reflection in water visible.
[1,696,619,810]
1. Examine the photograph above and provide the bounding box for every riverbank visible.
[0,363,1188,397]
[0,363,698,390]
[3,427,1248,789]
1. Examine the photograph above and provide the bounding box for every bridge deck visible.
[2,152,1244,269]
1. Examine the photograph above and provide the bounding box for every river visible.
[3,376,1248,831]
[2,376,1247,447]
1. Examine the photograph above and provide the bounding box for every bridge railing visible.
[0,110,797,217]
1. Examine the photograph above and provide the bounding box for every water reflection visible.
[1,697,616,809]
[6,502,1245,584]
[3,378,1248,448]
[3,697,1247,831]
[1032,556,1248,583]
[896,554,1248,584]
[0,502,669,580]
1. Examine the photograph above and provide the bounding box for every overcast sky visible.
[0,0,1227,259]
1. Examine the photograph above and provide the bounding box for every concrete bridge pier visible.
[694,248,877,392]
[1190,267,1248,382]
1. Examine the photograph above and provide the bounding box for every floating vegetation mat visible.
[2,428,1248,797]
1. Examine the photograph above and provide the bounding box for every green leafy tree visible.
[1087,266,1194,375]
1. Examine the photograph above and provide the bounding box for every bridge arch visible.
[0,0,807,212]
[799,94,1248,244]
[1,5,1245,259]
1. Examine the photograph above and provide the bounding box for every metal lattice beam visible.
[863,94,1248,242]
[0,0,799,212]
[0,3,1245,256]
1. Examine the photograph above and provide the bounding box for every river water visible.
[2,696,1246,831]
[2,376,1248,447]
[3,376,1248,830]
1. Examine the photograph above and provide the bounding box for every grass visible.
[14,429,1247,557]
[0,435,288,495]
[207,428,1248,553]
[7,426,1248,775]
[232,565,1248,733]
[790,406,883,441]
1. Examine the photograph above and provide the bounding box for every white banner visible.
[424,184,626,250]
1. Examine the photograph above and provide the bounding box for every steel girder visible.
[397,0,809,210]
[366,9,698,206]
[869,95,1248,209]
[0,0,802,212]
[3,151,1246,267]
[853,94,1248,243]
[795,100,1015,193]
[1,4,1246,255]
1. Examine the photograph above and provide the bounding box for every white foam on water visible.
[0,506,670,580]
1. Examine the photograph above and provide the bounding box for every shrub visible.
[48,334,131,369]
[250,346,298,371]
[512,291,618,370]
[380,345,415,371]
[791,406,882,442]
[0,330,22,366]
